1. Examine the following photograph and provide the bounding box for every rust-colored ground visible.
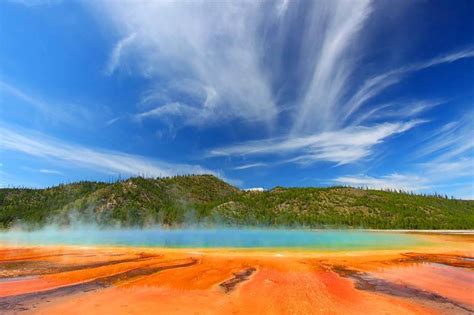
[0,233,472,314]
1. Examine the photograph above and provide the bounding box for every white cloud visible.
[333,160,474,198]
[88,1,473,175]
[210,120,422,165]
[276,0,289,18]
[341,49,474,124]
[89,1,474,134]
[134,95,244,128]
[134,102,200,124]
[39,169,63,175]
[105,33,136,75]
[335,115,474,199]
[421,159,473,178]
[334,173,427,192]
[351,100,444,126]
[417,112,474,162]
[409,49,474,71]
[0,80,92,126]
[0,125,219,179]
[233,163,267,170]
[334,159,473,193]
[292,0,372,133]
[105,117,121,126]
[93,1,278,125]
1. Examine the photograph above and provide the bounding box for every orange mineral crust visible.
[0,233,472,315]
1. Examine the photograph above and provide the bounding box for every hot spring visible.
[0,228,427,250]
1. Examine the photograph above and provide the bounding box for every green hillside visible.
[1,175,473,229]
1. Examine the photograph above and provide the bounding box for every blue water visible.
[0,228,425,250]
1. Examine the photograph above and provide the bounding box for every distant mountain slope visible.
[1,175,473,229]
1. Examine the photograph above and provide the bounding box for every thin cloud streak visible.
[416,112,474,162]
[333,159,473,197]
[351,99,444,126]
[292,0,372,133]
[0,80,92,126]
[0,125,219,179]
[210,120,423,165]
[105,33,136,75]
[341,49,474,124]
[134,102,200,125]
[233,163,267,170]
[39,169,63,175]
[334,174,427,192]
[335,114,474,198]
[334,160,472,194]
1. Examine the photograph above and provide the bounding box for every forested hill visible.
[1,175,473,229]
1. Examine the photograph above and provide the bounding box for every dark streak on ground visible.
[0,258,198,313]
[397,253,474,270]
[332,265,474,314]
[0,253,83,263]
[219,267,256,293]
[0,253,162,278]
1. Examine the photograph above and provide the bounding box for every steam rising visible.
[0,225,423,250]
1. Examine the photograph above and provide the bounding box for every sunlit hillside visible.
[1,175,473,229]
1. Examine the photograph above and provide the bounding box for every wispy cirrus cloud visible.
[350,99,445,126]
[416,111,474,162]
[210,120,422,165]
[340,49,474,125]
[333,159,473,196]
[0,80,92,126]
[334,173,427,192]
[3,1,472,195]
[134,102,200,125]
[93,1,278,126]
[90,1,474,168]
[333,158,473,198]
[95,0,473,135]
[333,160,473,192]
[334,114,474,198]
[0,125,220,179]
[233,163,268,170]
[83,0,474,196]
[39,169,63,175]
[291,0,372,133]
[105,33,136,75]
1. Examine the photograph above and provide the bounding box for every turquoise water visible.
[0,228,426,250]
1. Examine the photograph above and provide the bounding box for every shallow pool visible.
[0,228,427,250]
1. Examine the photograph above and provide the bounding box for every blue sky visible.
[0,0,473,198]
